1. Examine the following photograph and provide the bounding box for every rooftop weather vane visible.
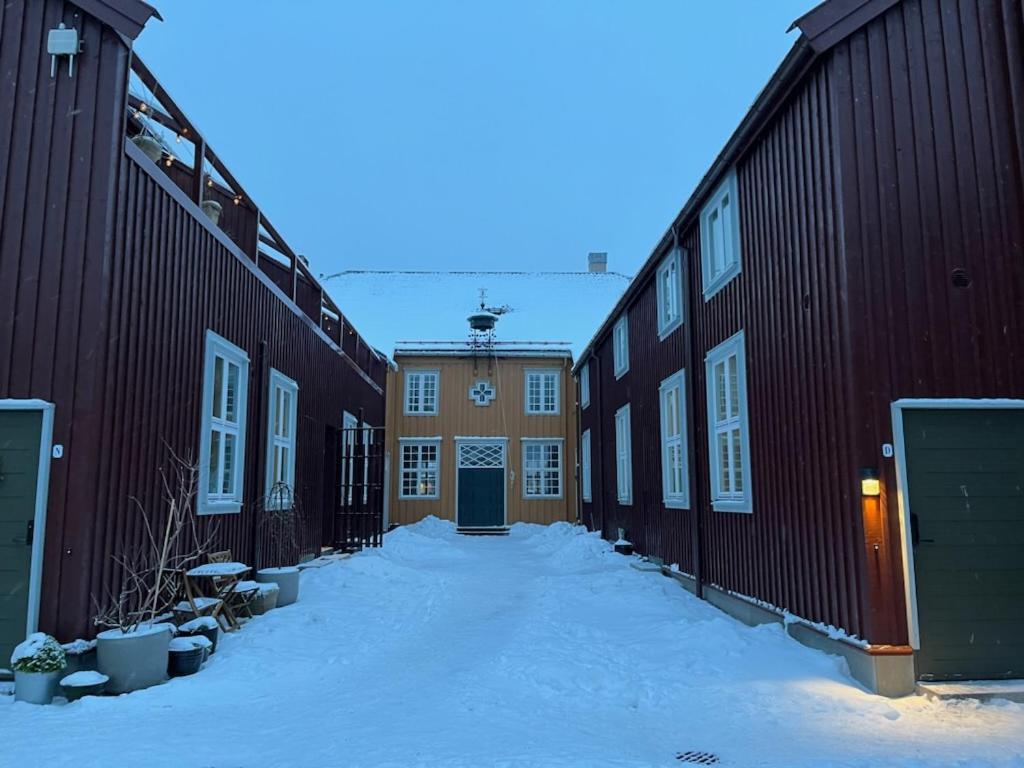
[467,288,515,350]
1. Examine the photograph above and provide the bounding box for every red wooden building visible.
[576,0,1024,695]
[0,0,386,662]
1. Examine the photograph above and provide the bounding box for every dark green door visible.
[904,408,1024,681]
[457,442,505,527]
[0,410,44,670]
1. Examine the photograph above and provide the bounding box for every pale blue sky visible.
[136,1,810,277]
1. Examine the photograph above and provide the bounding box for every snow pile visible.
[2,518,1022,767]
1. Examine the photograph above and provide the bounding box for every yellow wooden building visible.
[384,340,577,529]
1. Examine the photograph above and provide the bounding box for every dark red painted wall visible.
[0,0,385,641]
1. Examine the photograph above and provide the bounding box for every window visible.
[523,439,562,498]
[700,169,742,299]
[705,331,752,512]
[579,362,590,410]
[581,429,592,502]
[613,314,629,378]
[265,369,298,509]
[404,370,439,415]
[525,370,560,414]
[659,370,688,509]
[199,331,249,515]
[341,411,358,506]
[399,439,440,499]
[656,248,683,339]
[614,404,632,505]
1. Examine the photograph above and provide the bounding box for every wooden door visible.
[457,441,505,528]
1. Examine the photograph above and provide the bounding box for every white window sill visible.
[663,498,690,510]
[582,496,592,503]
[616,497,633,506]
[657,316,683,341]
[198,500,242,516]
[404,411,439,417]
[613,367,629,380]
[524,494,563,501]
[712,498,752,514]
[399,495,440,501]
[702,262,741,302]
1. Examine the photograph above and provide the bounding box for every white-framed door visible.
[891,398,1024,680]
[455,437,508,528]
[0,400,55,667]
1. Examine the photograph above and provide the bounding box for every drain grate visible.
[676,752,719,765]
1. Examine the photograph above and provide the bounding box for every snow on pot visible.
[11,633,67,705]
[177,616,220,654]
[61,639,98,676]
[96,622,173,694]
[201,199,222,226]
[168,637,208,677]
[60,671,109,702]
[249,582,280,616]
[131,134,163,163]
[256,566,300,607]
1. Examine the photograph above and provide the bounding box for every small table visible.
[184,562,251,631]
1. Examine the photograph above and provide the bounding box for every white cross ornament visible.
[469,380,496,406]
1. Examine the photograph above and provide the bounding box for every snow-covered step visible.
[917,680,1024,703]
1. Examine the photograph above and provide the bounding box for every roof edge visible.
[790,0,902,53]
[71,0,162,41]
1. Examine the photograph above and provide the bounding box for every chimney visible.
[588,252,608,273]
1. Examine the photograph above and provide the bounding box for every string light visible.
[175,134,182,143]
[164,154,175,167]
[139,103,148,112]
[206,177,214,188]
[232,195,242,205]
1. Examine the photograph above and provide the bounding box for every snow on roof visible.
[322,270,631,359]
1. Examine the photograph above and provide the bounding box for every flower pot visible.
[256,567,300,607]
[62,641,98,676]
[201,199,222,226]
[167,638,206,678]
[96,623,173,694]
[14,670,63,705]
[249,583,279,615]
[60,671,109,702]
[178,617,220,655]
[131,134,163,163]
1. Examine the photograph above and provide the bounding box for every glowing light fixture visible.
[859,468,880,497]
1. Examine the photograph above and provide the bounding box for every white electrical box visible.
[48,23,80,77]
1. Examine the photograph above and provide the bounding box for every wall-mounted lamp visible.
[859,467,881,497]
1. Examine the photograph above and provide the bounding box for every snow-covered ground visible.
[3,519,1022,767]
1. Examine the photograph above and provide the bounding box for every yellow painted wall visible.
[385,352,578,527]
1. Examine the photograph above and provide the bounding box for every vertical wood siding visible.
[0,0,385,641]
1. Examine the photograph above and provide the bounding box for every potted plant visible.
[59,670,109,702]
[177,616,220,654]
[249,583,279,615]
[11,633,67,705]
[168,636,208,677]
[93,454,217,694]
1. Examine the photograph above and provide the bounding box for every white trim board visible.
[0,400,55,640]
[889,398,1024,650]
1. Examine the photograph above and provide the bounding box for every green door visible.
[0,410,44,670]
[904,408,1024,681]
[457,442,505,528]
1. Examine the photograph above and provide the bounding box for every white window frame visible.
[613,314,630,379]
[404,369,440,416]
[341,411,358,506]
[614,404,632,505]
[399,438,441,500]
[198,330,250,515]
[521,438,563,499]
[705,331,752,513]
[580,429,592,502]
[656,248,683,339]
[659,369,689,509]
[579,362,590,410]
[525,369,560,415]
[700,169,742,300]
[265,369,298,509]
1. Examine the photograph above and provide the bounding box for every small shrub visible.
[11,633,66,674]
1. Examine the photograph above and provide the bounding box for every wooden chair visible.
[208,550,259,623]
[174,568,224,624]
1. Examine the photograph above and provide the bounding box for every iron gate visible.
[335,410,386,552]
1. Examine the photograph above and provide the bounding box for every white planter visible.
[131,134,163,163]
[256,567,300,606]
[96,623,173,694]
[14,670,63,705]
[201,199,223,226]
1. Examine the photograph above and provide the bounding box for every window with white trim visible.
[341,411,358,506]
[613,314,629,378]
[579,362,590,410]
[659,369,688,509]
[265,369,298,509]
[700,169,742,299]
[614,404,632,505]
[400,440,440,499]
[523,440,562,498]
[525,370,560,414]
[656,248,683,339]
[581,429,592,502]
[705,331,752,512]
[199,331,249,514]
[404,370,439,415]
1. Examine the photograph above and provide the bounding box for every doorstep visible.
[917,680,1024,703]
[297,553,352,570]
[456,527,509,536]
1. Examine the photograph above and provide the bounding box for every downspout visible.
[679,236,704,599]
[592,353,606,537]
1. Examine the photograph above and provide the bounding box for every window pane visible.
[709,209,721,275]
[222,433,236,495]
[728,354,739,419]
[731,427,743,493]
[715,362,727,422]
[721,195,732,268]
[225,363,239,423]
[208,430,221,494]
[212,357,224,418]
[717,431,730,495]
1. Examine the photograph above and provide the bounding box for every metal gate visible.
[334,410,386,552]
